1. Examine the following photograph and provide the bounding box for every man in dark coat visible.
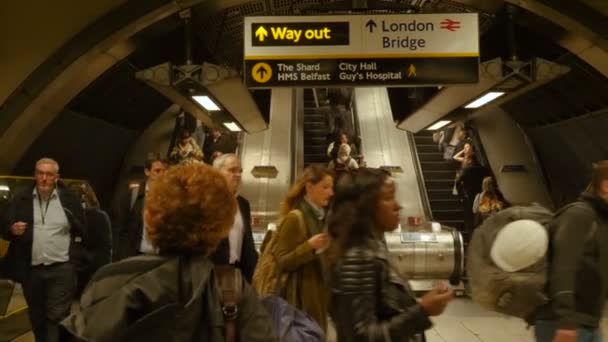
[534,160,608,342]
[205,127,237,164]
[211,154,258,281]
[1,158,87,342]
[114,157,167,260]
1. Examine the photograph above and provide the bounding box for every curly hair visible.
[144,163,237,256]
[588,160,608,195]
[280,165,333,217]
[326,168,391,268]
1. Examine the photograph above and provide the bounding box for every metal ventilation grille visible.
[502,54,608,127]
[272,0,432,15]
[271,0,327,15]
[198,1,267,69]
[421,0,494,33]
[497,75,529,91]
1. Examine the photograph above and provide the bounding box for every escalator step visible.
[424,179,455,190]
[416,144,441,153]
[414,135,434,144]
[419,161,455,171]
[304,122,325,130]
[429,199,463,211]
[422,170,456,181]
[427,189,456,200]
[418,152,444,162]
[415,130,434,137]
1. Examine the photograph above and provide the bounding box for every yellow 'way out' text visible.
[270,27,332,43]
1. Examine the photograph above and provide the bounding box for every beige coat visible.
[273,199,328,331]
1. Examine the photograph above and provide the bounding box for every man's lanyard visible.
[37,189,53,225]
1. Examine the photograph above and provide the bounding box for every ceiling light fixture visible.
[223,122,242,132]
[464,91,506,108]
[192,95,221,111]
[426,120,451,130]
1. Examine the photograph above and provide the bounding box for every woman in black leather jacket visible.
[327,168,453,342]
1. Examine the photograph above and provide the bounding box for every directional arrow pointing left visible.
[255,26,268,41]
[366,19,377,33]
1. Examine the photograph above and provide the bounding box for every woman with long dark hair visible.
[328,168,453,341]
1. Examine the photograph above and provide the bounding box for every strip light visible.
[192,95,221,111]
[464,91,506,108]
[223,122,242,132]
[426,120,451,130]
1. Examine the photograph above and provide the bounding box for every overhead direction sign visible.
[251,22,349,46]
[244,13,479,87]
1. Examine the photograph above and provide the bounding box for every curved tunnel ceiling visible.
[0,0,204,173]
[0,0,607,175]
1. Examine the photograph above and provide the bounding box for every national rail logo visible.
[439,19,461,31]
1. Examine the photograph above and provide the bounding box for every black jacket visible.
[77,208,112,295]
[536,193,608,329]
[85,208,112,271]
[204,134,237,163]
[210,196,258,282]
[62,255,276,342]
[1,184,87,283]
[115,183,146,260]
[330,238,432,342]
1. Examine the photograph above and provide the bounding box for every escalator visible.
[302,89,328,166]
[413,131,466,235]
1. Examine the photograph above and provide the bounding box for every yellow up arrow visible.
[255,26,268,42]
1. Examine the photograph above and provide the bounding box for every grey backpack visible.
[468,202,599,320]
[467,204,554,319]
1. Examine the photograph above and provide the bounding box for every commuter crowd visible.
[2,138,608,341]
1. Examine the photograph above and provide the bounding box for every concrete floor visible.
[426,298,535,342]
[323,298,535,342]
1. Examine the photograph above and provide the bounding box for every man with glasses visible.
[1,158,86,342]
[212,153,258,281]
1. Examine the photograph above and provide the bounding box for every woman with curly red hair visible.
[62,163,275,342]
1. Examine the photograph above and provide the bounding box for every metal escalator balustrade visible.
[413,131,466,235]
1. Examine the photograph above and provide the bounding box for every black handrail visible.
[407,131,433,221]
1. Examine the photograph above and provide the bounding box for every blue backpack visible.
[260,295,324,342]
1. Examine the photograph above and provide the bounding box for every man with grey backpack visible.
[533,161,608,342]
[467,161,608,342]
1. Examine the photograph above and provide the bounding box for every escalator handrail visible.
[407,132,434,221]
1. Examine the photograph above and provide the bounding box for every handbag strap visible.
[214,265,243,342]
[272,209,306,296]
[185,257,242,342]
